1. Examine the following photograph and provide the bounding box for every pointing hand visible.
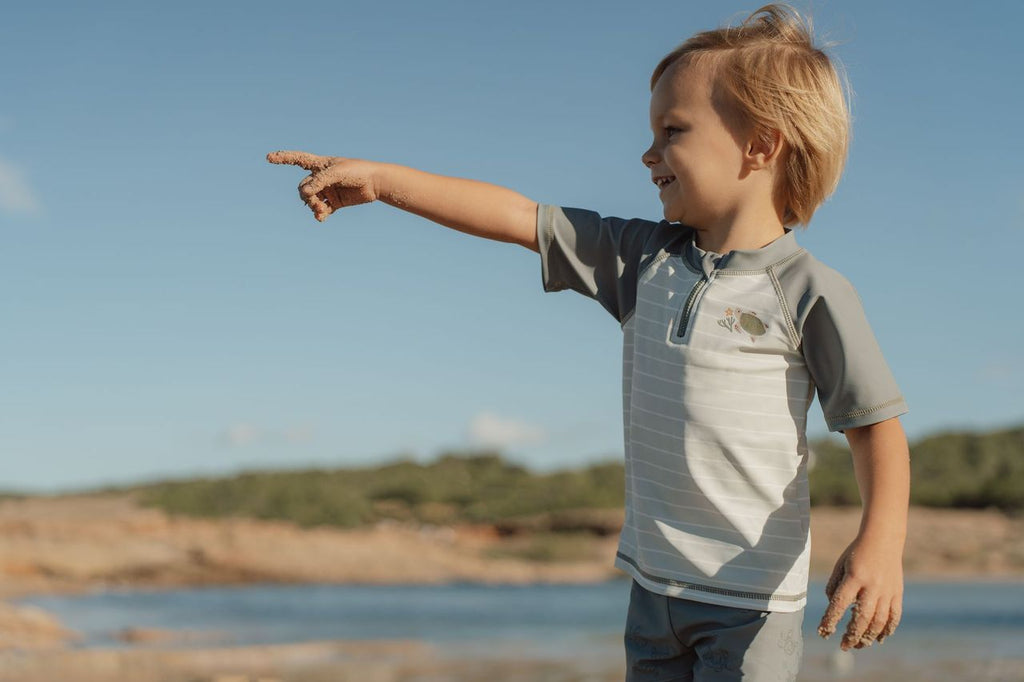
[267,150,381,222]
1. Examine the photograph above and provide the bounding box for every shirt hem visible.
[536,204,559,292]
[827,397,908,432]
[615,553,807,614]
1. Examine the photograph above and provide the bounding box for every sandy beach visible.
[1,494,1021,681]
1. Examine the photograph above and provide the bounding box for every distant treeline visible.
[812,426,1024,509]
[137,453,625,529]
[135,425,1024,528]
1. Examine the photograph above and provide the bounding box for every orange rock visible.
[0,603,77,650]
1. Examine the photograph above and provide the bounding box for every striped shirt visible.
[538,205,907,612]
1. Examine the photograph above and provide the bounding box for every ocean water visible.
[16,580,1024,667]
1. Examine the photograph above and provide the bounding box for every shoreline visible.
[2,496,1022,594]
[7,568,1024,602]
[2,494,1022,658]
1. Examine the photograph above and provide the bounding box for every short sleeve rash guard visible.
[538,204,907,611]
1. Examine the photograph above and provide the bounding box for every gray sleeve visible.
[537,204,675,323]
[777,254,908,432]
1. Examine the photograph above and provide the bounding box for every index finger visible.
[877,601,902,644]
[266,150,333,171]
[818,580,858,639]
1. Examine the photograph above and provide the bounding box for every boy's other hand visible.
[817,537,903,651]
[267,150,380,222]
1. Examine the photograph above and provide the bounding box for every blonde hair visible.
[651,4,850,226]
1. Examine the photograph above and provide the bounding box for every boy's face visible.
[643,60,753,231]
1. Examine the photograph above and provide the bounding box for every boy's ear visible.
[745,128,784,170]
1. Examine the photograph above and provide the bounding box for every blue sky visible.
[2,1,1022,492]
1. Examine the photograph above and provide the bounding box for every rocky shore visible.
[1,494,1021,680]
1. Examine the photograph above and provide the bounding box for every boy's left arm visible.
[817,417,910,651]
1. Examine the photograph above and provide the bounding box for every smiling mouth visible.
[653,176,676,190]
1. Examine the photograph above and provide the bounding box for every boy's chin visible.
[657,196,682,222]
[661,205,682,223]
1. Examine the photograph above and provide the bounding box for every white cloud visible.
[0,156,39,214]
[221,423,261,448]
[977,361,1020,385]
[218,423,315,449]
[467,412,547,449]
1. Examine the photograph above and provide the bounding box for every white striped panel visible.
[617,255,814,608]
[630,402,800,439]
[631,367,811,403]
[633,387,799,420]
[617,536,803,579]
[626,470,805,520]
[630,443,803,478]
[626,504,807,545]
[630,343,804,372]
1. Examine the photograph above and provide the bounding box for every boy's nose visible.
[641,145,658,168]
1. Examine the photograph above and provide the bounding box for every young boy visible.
[268,5,909,679]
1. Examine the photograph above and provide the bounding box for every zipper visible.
[676,272,715,338]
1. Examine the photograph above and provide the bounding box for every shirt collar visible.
[685,229,801,274]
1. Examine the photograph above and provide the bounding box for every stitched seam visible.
[767,265,800,350]
[827,397,906,425]
[639,250,673,280]
[617,552,807,603]
[716,249,807,276]
[771,248,806,270]
[663,579,688,648]
[626,251,674,328]
[542,205,555,248]
[621,308,636,328]
[716,268,767,276]
[676,252,702,276]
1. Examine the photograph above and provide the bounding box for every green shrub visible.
[808,426,1024,511]
[136,453,624,528]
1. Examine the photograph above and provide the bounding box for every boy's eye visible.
[665,126,684,138]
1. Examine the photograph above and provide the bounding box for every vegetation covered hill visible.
[136,453,625,529]
[132,425,1024,529]
[811,425,1024,509]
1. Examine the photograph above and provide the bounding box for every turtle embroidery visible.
[717,307,768,342]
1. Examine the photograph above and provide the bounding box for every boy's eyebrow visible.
[650,108,690,126]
